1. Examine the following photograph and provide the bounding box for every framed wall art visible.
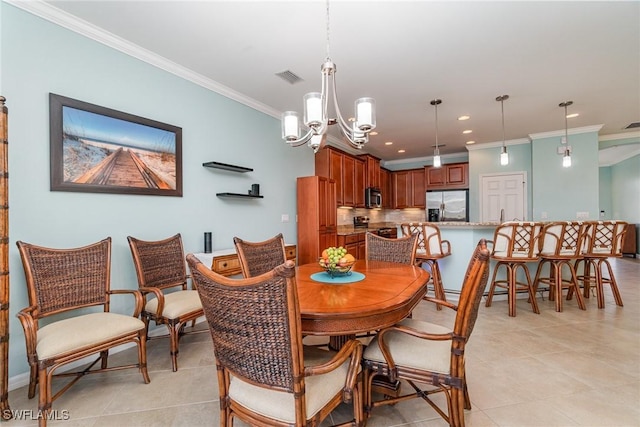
[49,93,183,196]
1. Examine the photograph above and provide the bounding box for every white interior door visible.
[480,172,526,222]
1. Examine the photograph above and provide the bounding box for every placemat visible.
[310,271,366,284]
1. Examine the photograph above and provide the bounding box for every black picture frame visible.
[49,93,183,196]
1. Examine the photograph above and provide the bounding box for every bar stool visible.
[533,221,587,312]
[486,221,542,317]
[401,222,451,310]
[574,220,627,308]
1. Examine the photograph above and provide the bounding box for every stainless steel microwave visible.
[365,187,382,208]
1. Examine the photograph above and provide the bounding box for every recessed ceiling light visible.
[458,115,470,121]
[463,130,473,134]
[369,131,378,136]
[384,141,393,145]
[566,113,579,118]
[466,140,476,145]
[348,117,355,122]
[398,149,405,153]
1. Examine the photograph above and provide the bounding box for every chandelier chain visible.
[325,0,331,61]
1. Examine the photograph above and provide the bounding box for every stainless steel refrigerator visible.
[426,190,469,222]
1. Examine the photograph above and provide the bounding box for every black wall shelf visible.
[203,161,253,173]
[216,192,264,199]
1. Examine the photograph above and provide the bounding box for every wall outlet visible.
[576,211,589,219]
[281,214,289,223]
[541,211,548,219]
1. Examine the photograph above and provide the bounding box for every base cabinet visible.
[337,232,366,260]
[622,223,637,258]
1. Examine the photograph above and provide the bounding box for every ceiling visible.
[18,1,640,163]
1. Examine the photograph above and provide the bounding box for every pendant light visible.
[430,99,442,168]
[559,101,573,168]
[496,95,509,166]
[281,0,375,152]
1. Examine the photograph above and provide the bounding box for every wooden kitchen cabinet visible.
[337,232,366,260]
[297,176,337,265]
[355,157,365,208]
[622,223,637,258]
[362,154,381,189]
[392,168,425,208]
[425,162,468,189]
[315,146,365,208]
[380,167,392,208]
[315,147,344,206]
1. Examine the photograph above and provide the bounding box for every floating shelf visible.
[203,161,253,173]
[216,192,264,199]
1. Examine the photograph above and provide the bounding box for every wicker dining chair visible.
[127,233,205,372]
[400,222,451,309]
[186,255,363,427]
[532,221,588,312]
[574,220,628,308]
[16,238,150,427]
[365,231,418,265]
[485,221,543,317]
[233,233,287,277]
[362,239,490,427]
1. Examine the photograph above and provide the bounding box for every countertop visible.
[338,222,500,235]
[337,222,397,236]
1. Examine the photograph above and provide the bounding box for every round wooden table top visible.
[296,259,429,336]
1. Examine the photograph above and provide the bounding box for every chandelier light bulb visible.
[500,146,509,166]
[563,148,572,167]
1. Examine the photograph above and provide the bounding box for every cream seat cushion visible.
[228,346,353,423]
[363,318,451,374]
[145,289,202,318]
[37,312,145,360]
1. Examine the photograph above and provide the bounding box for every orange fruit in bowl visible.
[343,253,355,263]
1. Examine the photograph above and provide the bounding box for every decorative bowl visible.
[318,259,355,277]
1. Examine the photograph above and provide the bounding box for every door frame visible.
[479,171,528,222]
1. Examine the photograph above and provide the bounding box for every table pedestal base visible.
[329,334,355,351]
[372,375,402,398]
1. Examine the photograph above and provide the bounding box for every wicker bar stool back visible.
[400,222,451,309]
[16,238,150,427]
[485,221,543,317]
[532,221,588,312]
[233,233,287,278]
[574,220,628,308]
[127,233,205,372]
[186,255,363,427]
[362,239,491,427]
[365,231,418,265]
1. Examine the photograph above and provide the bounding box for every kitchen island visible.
[398,222,499,295]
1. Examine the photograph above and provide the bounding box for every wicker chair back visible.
[233,233,287,278]
[365,232,418,265]
[127,233,188,291]
[17,238,112,317]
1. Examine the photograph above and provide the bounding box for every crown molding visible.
[528,124,603,140]
[598,131,640,142]
[465,137,530,151]
[5,0,282,120]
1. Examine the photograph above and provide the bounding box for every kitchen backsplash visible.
[337,208,426,226]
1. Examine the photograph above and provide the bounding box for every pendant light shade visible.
[496,95,509,166]
[559,101,573,168]
[431,99,442,168]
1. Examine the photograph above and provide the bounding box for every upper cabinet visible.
[391,168,425,209]
[315,147,365,208]
[361,154,381,189]
[380,167,392,208]
[425,162,468,190]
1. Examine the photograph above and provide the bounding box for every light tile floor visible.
[6,257,640,426]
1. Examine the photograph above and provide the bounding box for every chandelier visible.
[281,1,376,153]
[496,95,509,166]
[559,101,573,168]
[430,99,442,168]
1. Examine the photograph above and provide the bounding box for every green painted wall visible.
[1,4,314,380]
[531,130,599,220]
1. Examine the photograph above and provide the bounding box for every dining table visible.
[295,259,430,350]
